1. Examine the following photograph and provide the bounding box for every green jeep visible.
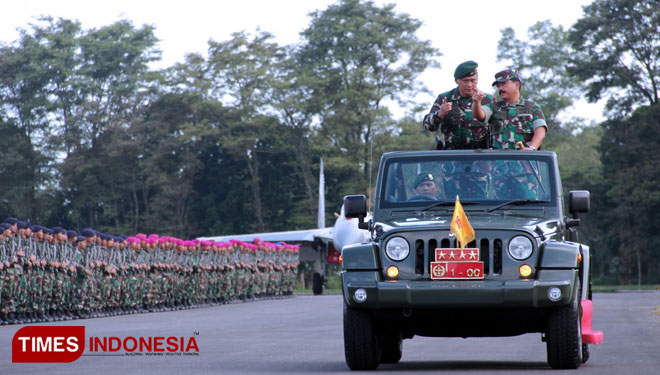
[341,150,602,370]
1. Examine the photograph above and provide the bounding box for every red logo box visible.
[12,326,85,363]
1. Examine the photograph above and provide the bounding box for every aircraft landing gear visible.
[312,272,324,295]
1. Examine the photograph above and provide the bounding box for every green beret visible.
[414,172,435,188]
[454,61,478,79]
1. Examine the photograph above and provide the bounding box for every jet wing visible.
[198,227,333,244]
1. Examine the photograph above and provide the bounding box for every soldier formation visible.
[0,218,299,325]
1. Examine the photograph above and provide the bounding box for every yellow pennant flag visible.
[450,195,475,249]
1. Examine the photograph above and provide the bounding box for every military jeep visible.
[341,150,601,370]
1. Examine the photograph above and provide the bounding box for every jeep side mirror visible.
[566,190,590,228]
[344,194,369,230]
[569,190,590,215]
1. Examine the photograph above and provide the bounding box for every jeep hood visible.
[377,214,561,238]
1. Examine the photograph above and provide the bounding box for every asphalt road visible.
[1,291,659,375]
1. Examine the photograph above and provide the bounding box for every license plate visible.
[430,261,484,280]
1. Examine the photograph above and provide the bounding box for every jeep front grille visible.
[411,232,505,278]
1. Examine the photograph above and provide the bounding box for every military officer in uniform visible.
[473,69,547,150]
[423,61,494,149]
[411,172,439,200]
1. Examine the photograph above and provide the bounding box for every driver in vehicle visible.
[413,172,439,199]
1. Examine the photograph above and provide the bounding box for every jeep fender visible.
[579,244,592,300]
[540,241,581,269]
[341,242,379,270]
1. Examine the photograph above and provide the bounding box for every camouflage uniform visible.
[441,161,490,200]
[483,97,547,149]
[492,160,543,200]
[423,88,494,149]
[422,61,494,150]
[0,215,301,324]
[483,69,548,150]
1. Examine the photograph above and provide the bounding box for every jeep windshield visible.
[379,153,556,210]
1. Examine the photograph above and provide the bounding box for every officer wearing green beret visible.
[423,61,495,149]
[473,69,547,150]
[409,172,439,200]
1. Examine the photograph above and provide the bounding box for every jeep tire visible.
[380,331,403,364]
[581,343,590,364]
[546,282,583,369]
[344,303,380,370]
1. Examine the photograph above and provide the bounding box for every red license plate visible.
[430,261,484,280]
[435,248,480,262]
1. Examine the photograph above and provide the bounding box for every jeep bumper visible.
[342,269,578,309]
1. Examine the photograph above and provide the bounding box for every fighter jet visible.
[198,159,370,294]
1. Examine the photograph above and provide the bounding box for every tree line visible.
[0,0,658,284]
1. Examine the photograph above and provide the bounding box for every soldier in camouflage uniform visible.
[441,161,490,200]
[473,69,548,198]
[0,222,12,324]
[0,214,301,324]
[423,61,494,150]
[475,69,547,150]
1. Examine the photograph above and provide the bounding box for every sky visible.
[2,0,604,122]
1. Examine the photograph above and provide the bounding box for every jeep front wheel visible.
[546,283,583,369]
[380,331,402,364]
[344,303,379,370]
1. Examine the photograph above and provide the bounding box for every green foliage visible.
[0,1,658,286]
[598,104,660,284]
[495,12,660,285]
[568,0,660,113]
[298,0,439,205]
[497,20,588,132]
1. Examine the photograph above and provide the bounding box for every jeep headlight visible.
[508,236,533,260]
[385,237,410,261]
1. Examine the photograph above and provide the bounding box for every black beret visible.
[3,217,18,225]
[81,228,96,237]
[67,230,78,238]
